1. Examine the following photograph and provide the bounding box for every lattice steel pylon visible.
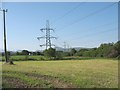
[37,20,56,49]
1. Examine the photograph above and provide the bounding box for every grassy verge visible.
[2,55,118,62]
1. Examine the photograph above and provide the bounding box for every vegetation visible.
[2,59,118,88]
[75,41,120,59]
[70,48,77,56]
[1,41,119,61]
[43,48,56,59]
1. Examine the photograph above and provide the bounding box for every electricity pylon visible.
[37,20,56,49]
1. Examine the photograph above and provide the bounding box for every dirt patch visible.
[3,71,76,88]
[26,73,76,88]
[2,76,30,88]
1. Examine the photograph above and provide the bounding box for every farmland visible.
[2,57,118,88]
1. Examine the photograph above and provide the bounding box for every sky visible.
[0,1,118,51]
[1,0,120,2]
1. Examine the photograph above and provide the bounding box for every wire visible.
[67,27,117,43]
[57,21,117,40]
[55,27,117,47]
[51,1,87,24]
[71,29,118,48]
[58,2,117,31]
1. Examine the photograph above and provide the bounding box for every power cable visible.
[58,2,117,31]
[67,27,117,43]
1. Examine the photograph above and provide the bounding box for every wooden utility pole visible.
[3,9,8,63]
[0,9,8,63]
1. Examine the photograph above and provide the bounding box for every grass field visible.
[2,55,45,61]
[2,58,118,88]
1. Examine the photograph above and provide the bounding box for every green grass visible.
[2,59,118,88]
[2,55,45,61]
[2,55,116,61]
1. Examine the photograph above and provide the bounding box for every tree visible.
[36,51,43,55]
[22,50,29,55]
[70,48,77,56]
[101,42,119,58]
[106,47,118,58]
[74,42,119,58]
[76,48,89,56]
[62,52,71,57]
[114,41,120,54]
[44,48,56,59]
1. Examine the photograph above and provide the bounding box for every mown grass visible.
[2,58,118,88]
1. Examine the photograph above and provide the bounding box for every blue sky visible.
[0,2,118,51]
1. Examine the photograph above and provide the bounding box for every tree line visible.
[75,42,120,58]
[42,41,120,59]
[71,41,120,59]
[1,41,120,60]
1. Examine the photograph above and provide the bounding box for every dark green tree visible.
[70,48,77,56]
[22,50,29,55]
[76,49,89,56]
[44,48,56,59]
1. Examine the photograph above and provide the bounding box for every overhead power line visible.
[63,21,117,40]
[67,27,117,43]
[52,2,86,24]
[71,29,118,47]
[55,21,117,46]
[55,27,117,48]
[58,2,117,31]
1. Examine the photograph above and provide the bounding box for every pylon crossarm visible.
[51,44,56,46]
[0,9,8,12]
[48,28,54,30]
[40,44,46,47]
[50,36,57,39]
[37,37,46,40]
[40,28,46,32]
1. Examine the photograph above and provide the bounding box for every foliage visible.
[70,48,77,56]
[75,49,89,56]
[31,51,44,56]
[1,41,120,60]
[62,52,71,57]
[43,48,56,59]
[21,50,29,55]
[75,41,120,58]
